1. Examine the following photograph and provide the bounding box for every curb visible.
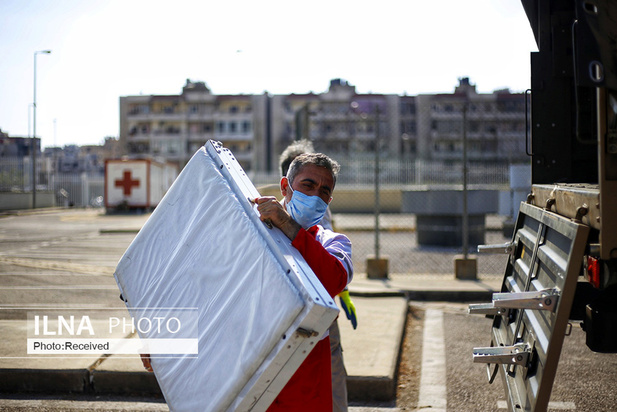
[350,289,494,303]
[405,289,493,302]
[91,371,161,396]
[347,297,409,402]
[0,369,90,393]
[0,369,400,402]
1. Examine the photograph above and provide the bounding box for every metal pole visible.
[303,104,309,141]
[31,50,51,209]
[462,103,469,259]
[374,104,381,260]
[32,52,37,209]
[32,50,51,209]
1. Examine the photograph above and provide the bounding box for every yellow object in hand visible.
[338,290,357,329]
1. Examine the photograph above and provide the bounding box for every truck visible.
[469,1,617,411]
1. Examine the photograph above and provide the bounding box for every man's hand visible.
[253,196,301,241]
[141,353,153,372]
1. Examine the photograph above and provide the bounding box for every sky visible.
[0,0,538,149]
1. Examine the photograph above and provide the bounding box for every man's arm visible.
[254,196,349,297]
[292,227,349,297]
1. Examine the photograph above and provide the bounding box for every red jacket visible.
[267,226,349,412]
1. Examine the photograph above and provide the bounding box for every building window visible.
[400,102,415,115]
[401,121,416,134]
[229,122,237,133]
[217,122,225,133]
[435,120,459,134]
[242,121,251,133]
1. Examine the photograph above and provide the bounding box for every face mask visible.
[286,185,329,229]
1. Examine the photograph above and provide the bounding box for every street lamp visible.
[32,49,51,209]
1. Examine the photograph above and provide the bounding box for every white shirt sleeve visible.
[315,226,353,285]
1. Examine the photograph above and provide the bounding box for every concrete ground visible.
[0,208,502,407]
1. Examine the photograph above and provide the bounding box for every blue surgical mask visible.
[286,185,329,229]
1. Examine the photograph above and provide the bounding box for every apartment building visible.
[0,129,40,157]
[119,79,268,170]
[119,78,527,173]
[270,79,405,165]
[416,78,527,162]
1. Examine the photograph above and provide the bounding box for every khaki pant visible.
[329,319,348,412]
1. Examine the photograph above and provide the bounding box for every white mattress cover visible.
[114,142,338,411]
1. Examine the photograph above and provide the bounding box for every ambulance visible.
[104,158,178,212]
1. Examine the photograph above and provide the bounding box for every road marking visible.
[417,309,446,412]
[0,399,168,410]
[497,401,576,410]
[0,285,118,289]
[0,256,114,275]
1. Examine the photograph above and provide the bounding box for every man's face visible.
[282,164,334,205]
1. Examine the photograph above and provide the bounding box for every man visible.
[255,153,353,411]
[278,140,355,412]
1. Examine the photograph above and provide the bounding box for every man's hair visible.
[279,139,315,176]
[287,153,340,188]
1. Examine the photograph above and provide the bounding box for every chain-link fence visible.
[256,93,531,277]
[52,172,105,208]
[0,157,104,209]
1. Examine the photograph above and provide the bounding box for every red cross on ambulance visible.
[115,170,140,196]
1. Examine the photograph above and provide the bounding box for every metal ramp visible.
[470,201,589,411]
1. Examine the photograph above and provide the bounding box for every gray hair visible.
[279,139,315,176]
[286,153,340,188]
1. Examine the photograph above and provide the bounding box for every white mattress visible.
[113,141,339,411]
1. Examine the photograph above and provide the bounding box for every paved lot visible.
[1,209,615,411]
[0,209,411,408]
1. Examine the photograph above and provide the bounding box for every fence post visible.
[81,172,88,207]
[367,104,389,279]
[456,102,478,280]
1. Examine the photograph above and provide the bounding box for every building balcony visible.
[214,132,254,142]
[187,111,216,120]
[127,111,187,122]
[150,130,184,138]
[496,131,525,139]
[492,112,526,121]
[430,131,462,139]
[187,132,215,142]
[430,111,463,120]
[126,112,152,122]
